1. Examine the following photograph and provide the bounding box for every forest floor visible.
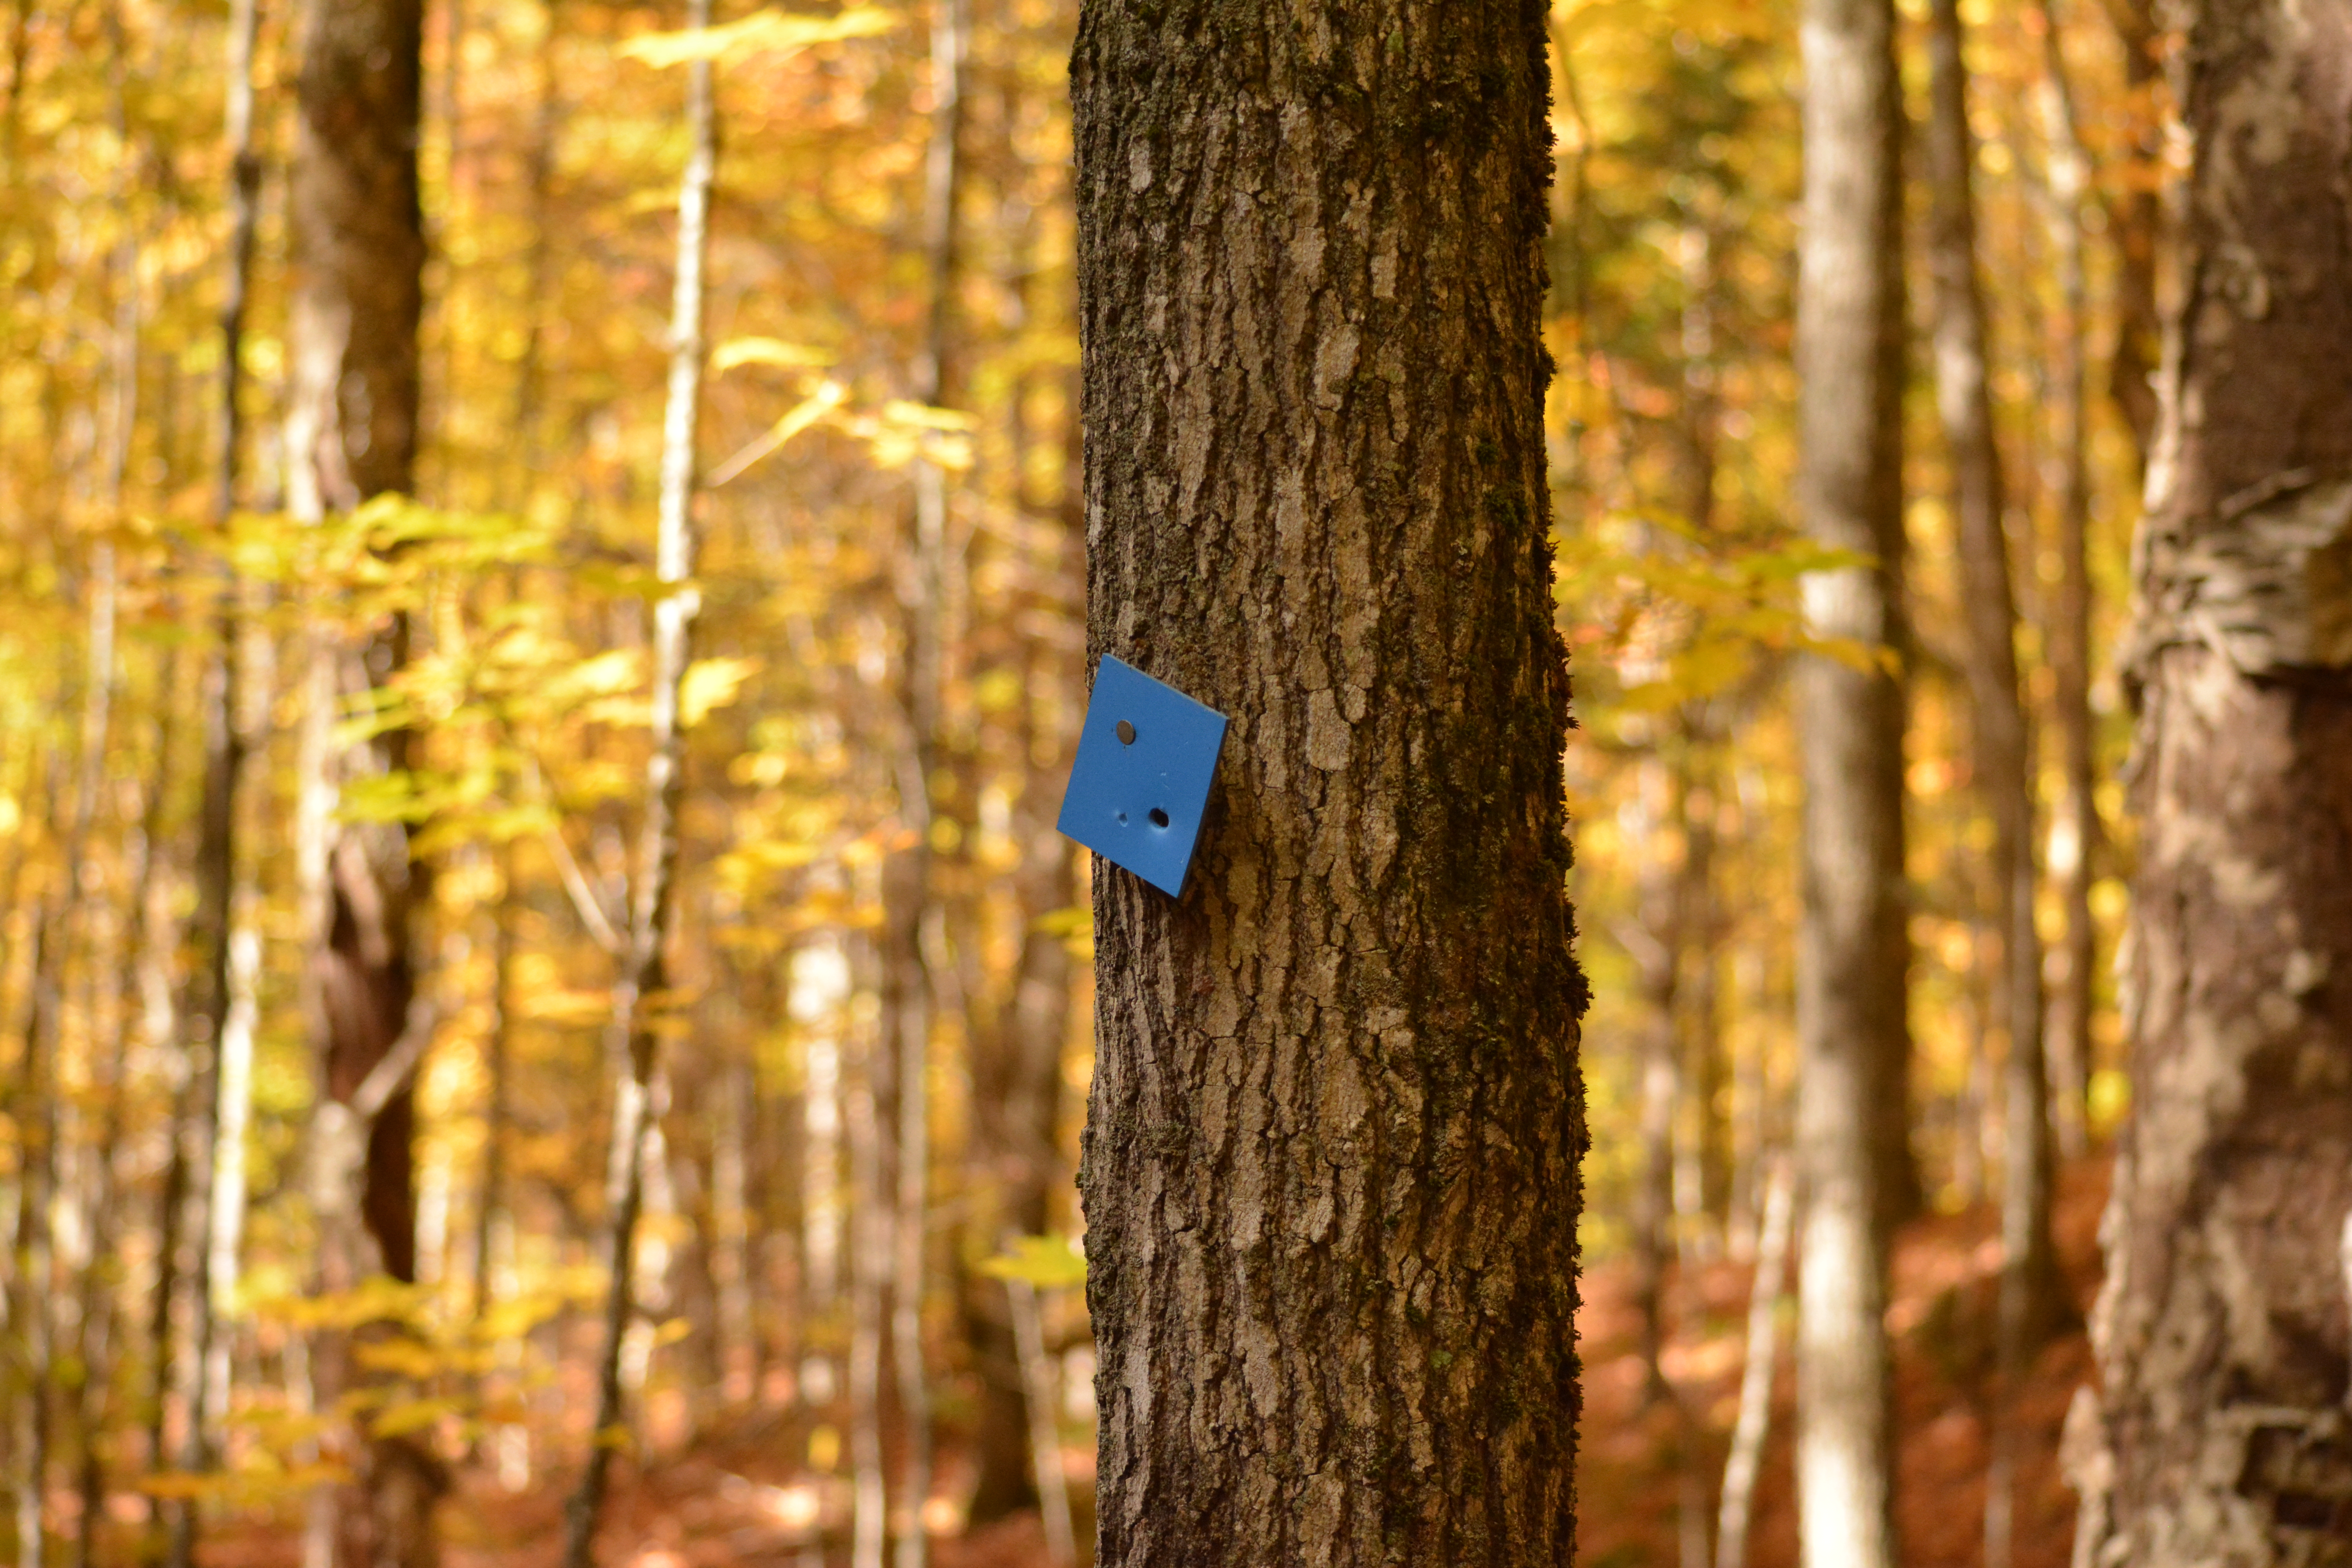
[191,1156,2109,1568]
[1576,1152,2110,1568]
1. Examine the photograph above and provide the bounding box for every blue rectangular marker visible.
[1057,655,1229,897]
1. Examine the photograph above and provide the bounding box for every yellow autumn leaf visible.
[712,336,834,372]
[680,656,761,727]
[619,6,893,68]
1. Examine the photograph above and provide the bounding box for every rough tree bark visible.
[2070,0,2352,1559]
[281,0,437,1564]
[1071,3,1586,1563]
[1791,0,1908,1559]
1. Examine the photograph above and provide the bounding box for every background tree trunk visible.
[1071,3,1585,1562]
[1791,0,1907,1559]
[2073,0,2352,1557]
[2034,0,2098,1166]
[1924,12,2063,1566]
[560,0,713,1554]
[282,0,436,1564]
[164,4,263,1556]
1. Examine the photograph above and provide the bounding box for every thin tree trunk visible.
[2073,0,2352,1555]
[1071,3,1584,1561]
[469,852,515,1327]
[75,186,146,1543]
[2094,0,2161,472]
[793,936,849,1403]
[1630,760,1684,1407]
[156,7,262,1543]
[14,874,62,1568]
[1006,1277,1075,1568]
[2034,0,2096,1163]
[283,1,436,1563]
[1923,7,2064,1561]
[559,0,712,1551]
[1716,1158,1795,1568]
[883,2,966,1557]
[711,1040,757,1406]
[1792,0,1907,1558]
[964,197,1080,1526]
[848,935,889,1568]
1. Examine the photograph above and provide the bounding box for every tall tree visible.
[280,0,436,1564]
[1070,3,1585,1563]
[880,0,967,1558]
[561,0,714,1556]
[2072,0,2352,1557]
[2034,0,2097,1161]
[163,3,264,1560]
[1924,6,2062,1563]
[1791,0,1907,1560]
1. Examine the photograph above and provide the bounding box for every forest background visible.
[0,0,2161,1564]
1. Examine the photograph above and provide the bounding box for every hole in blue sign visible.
[1148,808,1170,828]
[1116,811,1129,825]
[1117,720,1136,745]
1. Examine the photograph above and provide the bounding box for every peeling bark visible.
[1071,4,1585,1562]
[2076,0,2352,1559]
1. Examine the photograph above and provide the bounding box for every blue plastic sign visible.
[1057,655,1229,897]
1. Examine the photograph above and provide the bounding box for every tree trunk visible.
[2035,0,2097,1163]
[1071,4,1585,1562]
[883,0,967,1555]
[160,3,263,1548]
[559,0,711,1553]
[1716,1157,1795,1568]
[2096,0,2162,473]
[848,934,890,1568]
[282,1,436,1564]
[1791,0,1907,1559]
[1922,11,2065,1563]
[964,755,1077,1526]
[2073,0,2352,1557]
[13,875,62,1568]
[1630,759,1685,1406]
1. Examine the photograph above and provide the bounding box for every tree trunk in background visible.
[13,870,62,1568]
[848,934,890,1568]
[2096,0,2162,473]
[2073,0,2352,1558]
[964,718,1077,1525]
[164,5,263,1558]
[1716,1158,1795,1568]
[1630,759,1685,1406]
[883,0,966,1555]
[1792,0,1907,1558]
[282,1,436,1564]
[560,0,711,1553]
[1924,10,2063,1565]
[2035,0,2097,1163]
[1072,2,1585,1561]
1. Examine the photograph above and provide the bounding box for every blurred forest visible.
[0,0,2172,1564]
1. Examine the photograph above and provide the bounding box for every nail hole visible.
[1149,807,1170,828]
[1117,720,1136,745]
[1116,811,1129,825]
